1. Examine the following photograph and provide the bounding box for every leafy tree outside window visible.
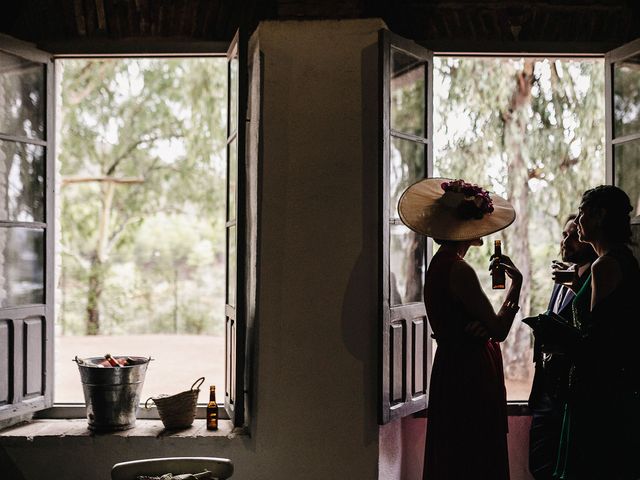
[55,57,227,404]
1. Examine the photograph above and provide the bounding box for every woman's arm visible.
[590,255,622,311]
[450,259,522,342]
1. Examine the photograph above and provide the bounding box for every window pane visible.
[613,56,640,138]
[0,139,45,222]
[229,57,238,136]
[0,227,44,307]
[227,225,236,307]
[228,137,237,221]
[614,140,640,217]
[391,48,426,137]
[390,136,425,218]
[0,51,45,140]
[390,223,424,305]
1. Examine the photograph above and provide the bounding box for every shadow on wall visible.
[0,446,26,480]
[339,39,381,450]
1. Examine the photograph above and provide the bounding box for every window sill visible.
[34,404,230,421]
[0,418,239,442]
[412,403,532,419]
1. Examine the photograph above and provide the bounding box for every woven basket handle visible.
[191,377,205,391]
[144,397,155,409]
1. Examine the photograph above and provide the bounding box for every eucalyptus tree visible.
[433,57,604,381]
[58,58,226,335]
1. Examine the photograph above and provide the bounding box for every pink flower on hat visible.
[440,179,494,219]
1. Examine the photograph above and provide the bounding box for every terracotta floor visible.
[55,334,225,404]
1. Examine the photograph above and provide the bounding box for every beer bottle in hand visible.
[206,385,219,430]
[491,240,506,289]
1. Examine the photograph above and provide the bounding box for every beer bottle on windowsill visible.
[206,386,219,430]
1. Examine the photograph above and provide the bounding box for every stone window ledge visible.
[0,419,239,443]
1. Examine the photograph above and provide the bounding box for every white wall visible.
[250,19,383,479]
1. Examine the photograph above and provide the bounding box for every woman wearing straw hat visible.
[398,178,522,480]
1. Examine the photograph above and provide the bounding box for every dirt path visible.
[56,334,225,404]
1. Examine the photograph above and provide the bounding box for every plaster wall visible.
[250,19,383,479]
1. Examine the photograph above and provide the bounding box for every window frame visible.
[378,29,434,425]
[427,52,607,409]
[379,40,619,419]
[605,37,640,260]
[224,30,248,428]
[0,34,253,425]
[605,39,640,188]
[0,35,55,423]
[49,52,230,420]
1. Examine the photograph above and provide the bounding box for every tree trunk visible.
[501,59,535,382]
[85,182,115,335]
[173,266,179,333]
[86,253,104,335]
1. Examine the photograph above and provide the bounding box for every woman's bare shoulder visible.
[591,255,623,295]
[450,258,479,282]
[592,255,622,279]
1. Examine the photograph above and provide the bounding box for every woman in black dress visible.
[554,185,640,480]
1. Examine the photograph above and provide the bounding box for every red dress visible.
[423,250,510,480]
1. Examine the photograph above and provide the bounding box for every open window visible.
[379,29,433,424]
[379,31,640,424]
[0,31,252,428]
[0,35,54,422]
[605,38,640,261]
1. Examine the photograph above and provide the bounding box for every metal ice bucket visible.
[74,356,151,431]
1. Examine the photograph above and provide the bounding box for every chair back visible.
[111,457,233,479]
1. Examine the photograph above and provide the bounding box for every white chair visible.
[111,457,233,479]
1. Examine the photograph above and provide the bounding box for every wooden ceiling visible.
[1,1,638,52]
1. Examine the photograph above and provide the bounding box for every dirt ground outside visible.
[55,334,225,405]
[56,334,533,405]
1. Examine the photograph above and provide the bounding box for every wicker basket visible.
[145,377,204,429]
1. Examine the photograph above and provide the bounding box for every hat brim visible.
[398,177,516,241]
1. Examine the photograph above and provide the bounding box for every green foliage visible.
[57,58,227,336]
[433,57,605,316]
[425,57,606,385]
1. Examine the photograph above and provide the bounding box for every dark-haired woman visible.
[554,185,640,480]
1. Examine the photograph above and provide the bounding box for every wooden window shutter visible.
[379,29,433,424]
[225,30,248,427]
[604,38,640,262]
[0,35,55,423]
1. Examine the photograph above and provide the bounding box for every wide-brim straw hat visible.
[398,177,516,241]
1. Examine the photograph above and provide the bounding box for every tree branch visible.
[59,245,90,271]
[61,176,144,187]
[105,133,161,176]
[106,215,143,254]
[66,62,113,106]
